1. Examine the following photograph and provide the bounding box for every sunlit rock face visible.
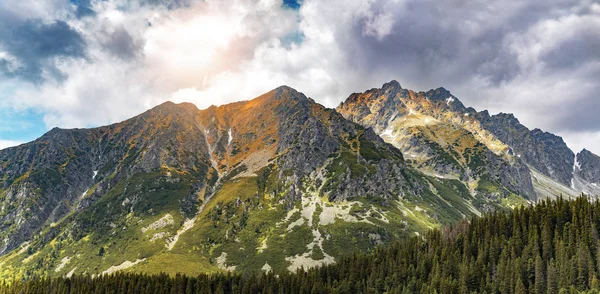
[337,81,535,201]
[0,86,440,278]
[2,83,599,279]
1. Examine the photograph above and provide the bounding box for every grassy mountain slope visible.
[0,86,501,279]
[3,196,600,293]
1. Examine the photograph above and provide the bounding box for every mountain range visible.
[1,81,598,279]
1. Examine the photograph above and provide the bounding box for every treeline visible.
[4,197,600,293]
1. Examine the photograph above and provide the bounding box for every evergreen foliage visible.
[3,196,600,293]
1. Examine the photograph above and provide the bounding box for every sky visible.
[0,0,599,154]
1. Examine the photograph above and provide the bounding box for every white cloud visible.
[562,131,600,154]
[0,0,71,21]
[1,0,600,155]
[0,140,23,150]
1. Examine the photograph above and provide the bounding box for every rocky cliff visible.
[337,81,535,202]
[1,82,597,279]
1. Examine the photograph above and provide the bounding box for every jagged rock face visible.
[0,103,217,256]
[4,83,593,278]
[337,81,535,200]
[577,149,600,184]
[571,149,600,196]
[4,85,484,279]
[476,112,575,186]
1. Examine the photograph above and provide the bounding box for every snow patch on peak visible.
[228,129,233,145]
[446,97,455,106]
[93,170,98,179]
[575,155,582,170]
[380,127,394,137]
[572,154,580,190]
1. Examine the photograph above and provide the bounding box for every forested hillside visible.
[3,196,600,293]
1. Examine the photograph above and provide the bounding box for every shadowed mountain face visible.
[577,149,600,184]
[571,149,600,196]
[475,111,575,187]
[0,83,597,278]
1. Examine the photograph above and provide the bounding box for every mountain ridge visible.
[337,81,595,201]
[1,82,598,279]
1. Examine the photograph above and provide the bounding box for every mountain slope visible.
[475,111,575,187]
[4,197,599,293]
[337,81,600,201]
[0,86,499,279]
[2,82,597,279]
[337,81,535,203]
[572,149,600,196]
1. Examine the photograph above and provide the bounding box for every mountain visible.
[572,149,600,196]
[337,80,591,201]
[0,86,503,279]
[0,82,597,279]
[337,81,534,201]
[475,112,575,186]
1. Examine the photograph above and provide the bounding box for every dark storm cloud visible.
[344,0,523,86]
[543,35,600,70]
[547,82,600,133]
[339,0,600,134]
[0,19,86,82]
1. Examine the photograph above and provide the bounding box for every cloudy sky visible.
[0,0,599,154]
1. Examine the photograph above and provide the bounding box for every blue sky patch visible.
[0,109,47,143]
[282,0,301,10]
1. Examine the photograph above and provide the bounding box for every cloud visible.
[0,19,86,82]
[0,140,23,150]
[0,0,599,154]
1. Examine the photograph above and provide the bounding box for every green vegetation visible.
[0,169,200,280]
[4,196,600,293]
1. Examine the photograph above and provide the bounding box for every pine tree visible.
[547,261,559,294]
[534,254,545,294]
[515,276,526,294]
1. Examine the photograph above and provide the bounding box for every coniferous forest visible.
[3,196,600,293]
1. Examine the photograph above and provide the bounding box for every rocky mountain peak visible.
[572,148,600,195]
[382,80,402,90]
[259,85,311,104]
[478,111,575,187]
[140,101,200,120]
[3,82,600,279]
[336,81,536,200]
